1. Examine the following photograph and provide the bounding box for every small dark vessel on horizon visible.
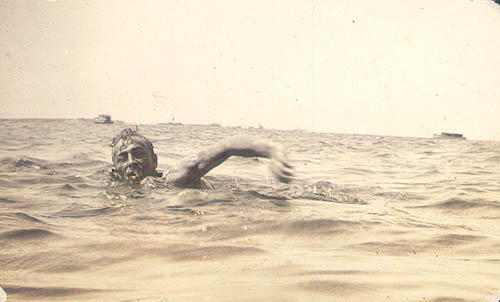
[94,114,113,124]
[433,132,465,140]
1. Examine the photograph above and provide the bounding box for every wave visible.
[1,212,48,224]
[293,280,372,294]
[413,198,483,210]
[0,197,17,204]
[485,155,500,162]
[1,284,116,299]
[0,228,58,240]
[347,233,483,256]
[286,181,366,204]
[53,205,124,218]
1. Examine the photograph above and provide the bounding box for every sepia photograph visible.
[1,1,499,301]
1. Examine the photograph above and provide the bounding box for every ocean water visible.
[0,118,499,302]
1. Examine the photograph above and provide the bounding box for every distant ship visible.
[94,114,113,124]
[433,132,466,140]
[209,123,221,127]
[160,118,183,126]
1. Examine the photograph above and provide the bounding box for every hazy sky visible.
[1,0,499,140]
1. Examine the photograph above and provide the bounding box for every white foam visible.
[0,285,6,302]
[492,290,500,302]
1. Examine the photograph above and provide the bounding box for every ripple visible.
[14,157,46,169]
[0,228,58,240]
[293,280,371,294]
[415,198,483,210]
[0,197,17,203]
[54,206,123,218]
[2,284,117,298]
[12,212,47,224]
[428,297,472,302]
[161,245,266,261]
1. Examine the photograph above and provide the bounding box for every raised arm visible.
[166,136,294,187]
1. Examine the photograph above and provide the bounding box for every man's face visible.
[112,141,156,182]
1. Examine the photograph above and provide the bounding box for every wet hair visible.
[110,128,157,168]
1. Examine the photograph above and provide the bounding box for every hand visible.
[267,144,295,184]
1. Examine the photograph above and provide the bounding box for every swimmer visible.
[110,128,294,188]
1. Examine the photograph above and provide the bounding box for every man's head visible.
[110,128,158,182]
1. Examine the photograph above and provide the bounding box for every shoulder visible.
[163,170,214,189]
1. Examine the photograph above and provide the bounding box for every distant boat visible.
[209,123,221,127]
[94,114,113,124]
[164,118,183,126]
[258,124,264,129]
[433,132,466,140]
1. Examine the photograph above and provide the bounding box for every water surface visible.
[1,119,499,302]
